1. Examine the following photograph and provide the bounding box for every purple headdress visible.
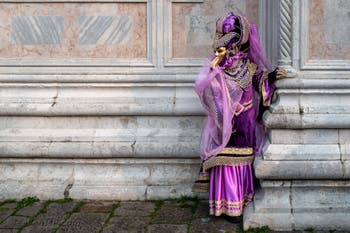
[213,11,271,72]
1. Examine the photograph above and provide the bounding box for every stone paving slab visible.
[0,210,15,223]
[79,201,115,213]
[102,216,150,233]
[21,224,57,233]
[0,229,17,233]
[0,216,29,229]
[33,212,68,228]
[0,203,17,210]
[15,202,45,217]
[190,217,239,233]
[152,202,193,224]
[56,212,108,233]
[147,224,188,233]
[114,201,155,217]
[45,201,77,215]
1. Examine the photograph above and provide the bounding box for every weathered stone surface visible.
[252,188,291,213]
[21,224,57,233]
[102,216,150,233]
[16,202,44,216]
[0,209,14,223]
[293,213,350,231]
[0,203,16,210]
[268,129,339,144]
[114,202,154,217]
[79,201,115,213]
[263,144,340,161]
[190,217,238,233]
[254,157,344,179]
[56,213,108,233]
[0,229,17,233]
[292,186,350,213]
[194,201,209,218]
[152,202,192,224]
[33,213,67,227]
[147,224,188,233]
[45,202,77,215]
[0,216,29,229]
[243,204,293,231]
[146,185,195,200]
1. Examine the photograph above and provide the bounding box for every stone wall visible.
[0,0,259,200]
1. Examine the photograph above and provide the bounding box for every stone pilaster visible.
[244,0,350,231]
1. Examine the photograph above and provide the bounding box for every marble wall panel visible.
[0,3,147,58]
[172,0,259,58]
[309,0,350,60]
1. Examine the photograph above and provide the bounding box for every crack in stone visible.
[289,180,295,231]
[51,88,59,107]
[338,130,345,178]
[131,140,136,153]
[64,183,73,198]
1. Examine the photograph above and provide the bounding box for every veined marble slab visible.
[79,15,132,45]
[11,16,64,45]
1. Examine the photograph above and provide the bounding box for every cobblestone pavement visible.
[0,197,343,233]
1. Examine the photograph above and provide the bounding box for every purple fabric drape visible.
[195,62,243,161]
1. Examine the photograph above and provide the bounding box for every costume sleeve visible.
[252,68,278,107]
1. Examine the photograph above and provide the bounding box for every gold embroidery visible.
[219,147,253,155]
[196,172,209,181]
[210,208,243,217]
[209,195,253,216]
[203,155,254,171]
[224,59,257,89]
[259,72,271,107]
[192,182,209,192]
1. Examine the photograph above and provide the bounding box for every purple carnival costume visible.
[193,12,281,217]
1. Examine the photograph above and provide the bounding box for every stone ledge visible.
[0,158,200,200]
[254,156,345,179]
[264,112,350,128]
[0,116,202,158]
[263,143,340,160]
[0,83,203,116]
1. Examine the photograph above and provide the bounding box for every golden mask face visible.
[215,47,227,57]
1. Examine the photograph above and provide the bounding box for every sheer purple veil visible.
[195,61,243,161]
[247,22,271,72]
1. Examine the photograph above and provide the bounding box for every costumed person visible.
[192,11,287,222]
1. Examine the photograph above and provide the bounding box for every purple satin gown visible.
[207,61,277,217]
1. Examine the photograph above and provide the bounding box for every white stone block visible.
[243,204,293,231]
[70,185,148,201]
[254,157,344,179]
[340,143,350,160]
[292,186,350,213]
[253,187,291,213]
[268,129,339,144]
[339,129,350,144]
[0,84,204,116]
[147,164,198,185]
[0,116,202,158]
[0,158,200,200]
[293,213,350,231]
[146,184,195,200]
[264,144,340,160]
